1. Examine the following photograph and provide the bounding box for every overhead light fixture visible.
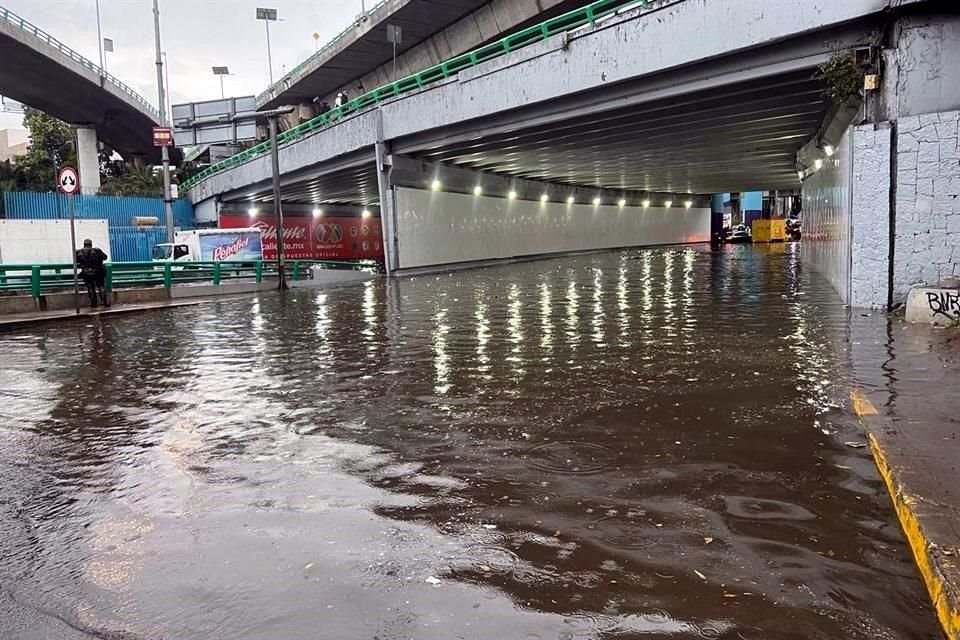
[248,207,259,217]
[540,193,549,203]
[431,179,442,191]
[665,200,673,208]
[642,199,650,208]
[508,190,518,200]
[592,197,601,206]
[473,185,483,196]
[362,209,372,218]
[685,200,693,209]
[617,198,626,207]
[312,208,323,217]
[567,195,575,204]
[814,159,823,170]
[824,144,835,157]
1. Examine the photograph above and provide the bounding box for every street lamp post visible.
[95,0,104,72]
[152,0,174,243]
[255,7,278,85]
[212,66,230,99]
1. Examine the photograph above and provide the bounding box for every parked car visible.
[727,224,752,244]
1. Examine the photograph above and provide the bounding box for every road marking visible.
[850,388,878,417]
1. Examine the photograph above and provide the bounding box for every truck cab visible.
[151,243,193,262]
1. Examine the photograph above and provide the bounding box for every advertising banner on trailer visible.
[220,213,383,261]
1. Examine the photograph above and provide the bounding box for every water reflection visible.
[0,245,940,640]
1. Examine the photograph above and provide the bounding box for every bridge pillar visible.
[76,126,101,195]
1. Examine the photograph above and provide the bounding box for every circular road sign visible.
[58,166,79,195]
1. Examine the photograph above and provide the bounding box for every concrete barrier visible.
[289,267,379,290]
[906,287,960,325]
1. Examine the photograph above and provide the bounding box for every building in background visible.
[0,129,29,164]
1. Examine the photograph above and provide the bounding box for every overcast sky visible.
[0,0,366,131]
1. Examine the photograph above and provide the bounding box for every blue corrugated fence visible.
[109,226,168,262]
[2,191,194,229]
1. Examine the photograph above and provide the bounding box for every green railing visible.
[0,260,378,298]
[0,5,162,122]
[256,0,391,108]
[182,0,648,191]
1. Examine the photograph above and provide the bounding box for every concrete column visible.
[75,126,101,195]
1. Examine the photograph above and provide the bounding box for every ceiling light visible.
[431,179,442,191]
[473,185,483,196]
[540,193,549,203]
[642,199,650,208]
[665,200,673,208]
[617,198,626,207]
[248,207,259,217]
[814,159,823,170]
[362,209,371,218]
[824,144,834,157]
[312,208,323,217]
[684,200,692,209]
[567,196,575,204]
[508,190,517,200]
[593,197,601,206]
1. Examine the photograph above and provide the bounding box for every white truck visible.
[152,228,263,263]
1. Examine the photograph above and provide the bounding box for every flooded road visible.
[0,244,941,639]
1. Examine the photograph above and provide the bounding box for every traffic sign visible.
[152,126,173,147]
[58,166,79,195]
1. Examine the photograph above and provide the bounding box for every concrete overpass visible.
[0,5,164,187]
[186,0,959,311]
[257,0,615,112]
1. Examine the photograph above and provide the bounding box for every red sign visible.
[152,127,173,147]
[220,214,383,261]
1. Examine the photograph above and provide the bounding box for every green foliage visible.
[99,164,166,198]
[815,52,863,104]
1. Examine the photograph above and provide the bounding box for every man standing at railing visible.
[76,239,110,308]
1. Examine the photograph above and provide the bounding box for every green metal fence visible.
[0,5,162,122]
[182,0,648,191]
[0,260,378,298]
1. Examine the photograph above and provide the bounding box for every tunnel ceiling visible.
[228,69,829,206]
[406,69,830,195]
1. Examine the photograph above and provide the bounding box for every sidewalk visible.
[850,318,960,640]
[2,298,212,332]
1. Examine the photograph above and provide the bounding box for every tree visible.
[16,107,76,190]
[99,164,166,197]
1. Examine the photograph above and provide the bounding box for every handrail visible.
[256,0,391,107]
[182,0,649,191]
[0,259,379,297]
[0,5,162,122]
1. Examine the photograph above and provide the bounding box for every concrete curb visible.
[0,300,206,332]
[852,390,960,640]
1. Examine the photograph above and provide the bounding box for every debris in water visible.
[481,524,498,530]
[844,441,867,449]
[304,562,315,571]
[704,537,714,545]
[694,569,707,581]
[425,576,442,586]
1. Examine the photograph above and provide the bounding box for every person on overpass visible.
[76,239,110,308]
[335,91,348,108]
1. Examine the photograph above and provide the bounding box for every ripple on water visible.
[723,496,817,521]
[524,441,618,475]
[446,544,519,576]
[588,516,658,550]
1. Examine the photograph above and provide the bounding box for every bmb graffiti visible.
[926,290,960,319]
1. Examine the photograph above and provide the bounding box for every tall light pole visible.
[95,0,104,73]
[255,7,278,85]
[162,51,173,123]
[212,66,230,99]
[153,0,174,243]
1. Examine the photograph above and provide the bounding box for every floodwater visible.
[0,244,941,639]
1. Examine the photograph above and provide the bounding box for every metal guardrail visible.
[257,0,391,107]
[0,260,379,297]
[0,5,162,122]
[182,0,648,191]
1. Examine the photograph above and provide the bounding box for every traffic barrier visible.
[0,259,379,299]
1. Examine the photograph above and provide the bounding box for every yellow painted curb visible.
[852,391,960,640]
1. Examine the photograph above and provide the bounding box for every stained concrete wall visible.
[394,187,710,270]
[893,109,960,303]
[801,129,852,303]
